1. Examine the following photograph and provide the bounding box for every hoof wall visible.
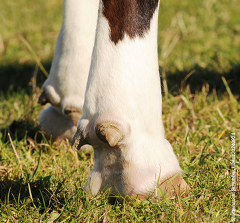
[159,174,190,197]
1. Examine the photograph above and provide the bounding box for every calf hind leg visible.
[38,0,99,141]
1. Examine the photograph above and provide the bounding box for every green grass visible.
[158,0,240,73]
[0,88,239,222]
[0,0,240,222]
[1,0,240,93]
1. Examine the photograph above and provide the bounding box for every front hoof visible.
[71,128,89,151]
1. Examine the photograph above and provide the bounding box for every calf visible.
[71,0,189,200]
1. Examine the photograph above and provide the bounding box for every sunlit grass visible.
[0,81,239,222]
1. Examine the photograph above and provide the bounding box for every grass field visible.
[0,0,240,222]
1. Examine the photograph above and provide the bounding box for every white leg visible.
[39,0,99,141]
[72,0,189,199]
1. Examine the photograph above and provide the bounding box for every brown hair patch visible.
[102,0,159,44]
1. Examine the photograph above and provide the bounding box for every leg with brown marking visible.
[73,0,190,201]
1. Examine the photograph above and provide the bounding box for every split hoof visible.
[71,128,89,151]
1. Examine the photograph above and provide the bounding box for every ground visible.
[0,0,239,222]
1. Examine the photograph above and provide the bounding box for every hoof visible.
[71,128,89,151]
[159,174,190,197]
[39,106,77,141]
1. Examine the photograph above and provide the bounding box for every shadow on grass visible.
[160,64,240,96]
[0,175,65,213]
[0,61,240,96]
[0,61,51,93]
[0,119,44,143]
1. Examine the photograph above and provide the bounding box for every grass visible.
[0,87,239,222]
[0,0,240,222]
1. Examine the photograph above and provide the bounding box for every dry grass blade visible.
[8,133,24,177]
[161,33,180,59]
[0,34,5,54]
[221,76,238,113]
[162,69,169,97]
[103,206,109,223]
[28,183,37,209]
[18,35,49,78]
[181,70,195,93]
[177,12,187,34]
[215,107,227,125]
[76,201,83,217]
